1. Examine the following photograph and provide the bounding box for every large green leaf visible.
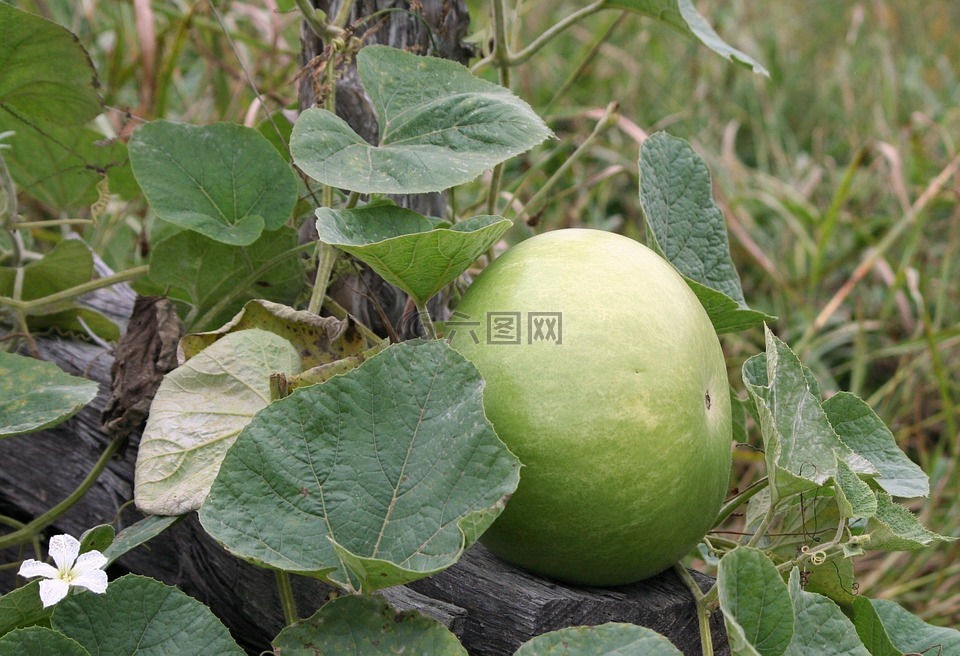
[849,597,901,656]
[272,594,467,655]
[134,329,301,516]
[717,547,793,656]
[0,5,121,209]
[823,391,929,498]
[144,227,305,331]
[315,206,511,305]
[604,0,768,75]
[782,569,870,656]
[199,339,521,592]
[129,121,298,246]
[869,598,960,654]
[0,627,89,656]
[0,4,100,125]
[0,239,92,307]
[290,45,552,194]
[0,351,99,438]
[743,326,875,500]
[52,575,244,656]
[639,132,773,333]
[0,583,50,639]
[514,623,682,655]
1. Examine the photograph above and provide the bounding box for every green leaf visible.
[802,558,857,609]
[782,569,870,656]
[135,330,302,516]
[514,623,683,655]
[315,206,512,306]
[870,598,960,654]
[145,227,305,331]
[78,525,114,556]
[823,392,929,498]
[178,299,367,369]
[850,597,901,656]
[0,239,92,307]
[605,0,768,75]
[272,594,467,655]
[0,583,51,638]
[0,351,99,438]
[717,547,794,656]
[199,340,521,591]
[52,575,244,656]
[102,515,183,566]
[0,123,125,210]
[0,626,89,656]
[834,457,878,520]
[0,4,101,125]
[638,133,773,333]
[865,489,956,551]
[290,45,552,194]
[129,120,298,246]
[743,326,876,500]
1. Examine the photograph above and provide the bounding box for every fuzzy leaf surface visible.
[0,351,99,438]
[782,569,870,656]
[129,121,297,246]
[134,330,301,515]
[291,46,552,194]
[199,340,521,591]
[717,547,793,656]
[638,133,773,333]
[52,575,244,655]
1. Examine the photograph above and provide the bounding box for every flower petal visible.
[17,559,58,580]
[71,568,108,595]
[74,550,108,572]
[48,534,80,570]
[38,579,70,607]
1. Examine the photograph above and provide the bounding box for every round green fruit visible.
[450,228,732,586]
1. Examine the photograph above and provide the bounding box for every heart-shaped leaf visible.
[129,120,298,246]
[144,227,305,331]
[272,594,467,655]
[291,45,552,194]
[866,598,960,654]
[315,205,511,306]
[0,351,99,438]
[0,627,89,656]
[134,329,301,516]
[199,339,520,592]
[639,132,773,333]
[606,0,768,75]
[717,547,794,656]
[515,623,682,655]
[52,575,244,656]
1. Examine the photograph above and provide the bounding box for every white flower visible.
[17,534,108,607]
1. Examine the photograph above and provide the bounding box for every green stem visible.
[416,300,437,339]
[0,434,127,550]
[294,0,342,39]
[674,564,714,656]
[507,0,610,66]
[484,0,512,218]
[0,265,150,313]
[275,569,299,626]
[330,0,357,29]
[714,477,769,526]
[9,219,93,230]
[307,243,339,315]
[745,501,778,549]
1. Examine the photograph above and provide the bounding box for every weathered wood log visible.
[0,278,728,655]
